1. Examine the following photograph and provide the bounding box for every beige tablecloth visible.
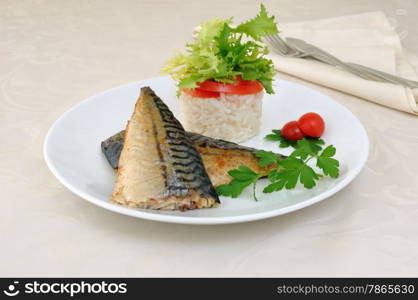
[1,0,418,277]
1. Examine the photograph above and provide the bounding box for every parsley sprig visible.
[216,166,261,201]
[216,130,340,200]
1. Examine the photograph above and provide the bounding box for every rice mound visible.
[179,91,263,143]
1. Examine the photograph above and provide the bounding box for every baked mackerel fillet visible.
[191,133,285,186]
[103,132,285,187]
[111,87,219,211]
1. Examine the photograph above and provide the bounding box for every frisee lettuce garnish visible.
[161,4,279,95]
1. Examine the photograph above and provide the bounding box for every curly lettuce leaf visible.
[234,4,279,41]
[161,4,279,95]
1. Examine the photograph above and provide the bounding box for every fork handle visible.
[285,37,418,89]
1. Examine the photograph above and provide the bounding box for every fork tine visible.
[264,35,288,55]
[272,35,292,52]
[264,35,282,50]
[269,34,288,48]
[263,35,276,49]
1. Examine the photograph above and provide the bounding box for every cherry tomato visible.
[198,76,264,95]
[281,121,306,141]
[297,112,325,138]
[182,88,220,98]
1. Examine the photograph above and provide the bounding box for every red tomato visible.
[281,121,306,141]
[297,112,325,138]
[198,76,264,95]
[182,88,220,98]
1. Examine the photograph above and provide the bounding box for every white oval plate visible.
[44,76,368,225]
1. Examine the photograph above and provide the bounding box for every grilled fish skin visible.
[102,131,124,169]
[191,133,284,186]
[111,87,219,211]
[103,131,285,187]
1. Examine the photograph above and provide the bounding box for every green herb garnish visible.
[215,165,261,201]
[216,133,340,200]
[162,4,279,95]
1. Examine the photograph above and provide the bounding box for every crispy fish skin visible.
[101,131,124,169]
[103,131,285,187]
[111,87,219,211]
[190,133,284,186]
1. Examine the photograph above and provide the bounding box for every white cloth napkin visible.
[268,11,418,115]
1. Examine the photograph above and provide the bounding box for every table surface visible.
[1,0,418,277]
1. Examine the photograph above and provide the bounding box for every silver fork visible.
[264,34,418,88]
